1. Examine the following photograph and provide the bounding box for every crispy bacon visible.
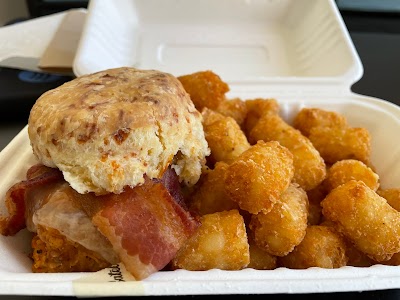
[74,171,200,280]
[0,165,63,236]
[158,168,188,209]
[1,164,199,280]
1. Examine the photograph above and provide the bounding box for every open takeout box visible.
[2,0,400,296]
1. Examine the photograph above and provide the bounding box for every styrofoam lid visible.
[73,0,363,91]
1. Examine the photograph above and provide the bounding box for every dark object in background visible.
[26,0,88,18]
[339,8,400,106]
[0,67,74,123]
[0,2,83,124]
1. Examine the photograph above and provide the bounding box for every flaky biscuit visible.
[28,67,210,194]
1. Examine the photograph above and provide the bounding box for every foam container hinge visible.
[1,0,400,296]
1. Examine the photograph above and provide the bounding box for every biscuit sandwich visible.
[0,67,210,280]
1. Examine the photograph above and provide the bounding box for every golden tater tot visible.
[247,238,277,270]
[345,241,375,267]
[215,98,248,126]
[249,113,326,191]
[306,184,327,225]
[249,184,308,256]
[178,70,229,111]
[376,191,400,266]
[189,162,239,216]
[309,126,371,165]
[321,180,400,262]
[307,201,322,226]
[382,252,400,266]
[278,225,348,269]
[377,188,400,211]
[202,108,250,165]
[293,108,347,137]
[307,182,328,204]
[171,210,249,271]
[324,159,379,193]
[243,98,279,136]
[320,220,374,267]
[224,141,294,214]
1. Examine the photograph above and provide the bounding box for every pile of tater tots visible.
[168,70,400,271]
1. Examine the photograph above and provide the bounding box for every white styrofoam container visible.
[73,0,363,86]
[2,0,400,296]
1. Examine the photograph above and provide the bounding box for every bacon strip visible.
[158,168,187,209]
[1,164,199,280]
[0,165,63,236]
[75,171,200,280]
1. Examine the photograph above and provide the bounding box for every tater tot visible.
[309,126,371,165]
[243,98,279,136]
[324,159,379,193]
[215,98,248,126]
[278,225,348,269]
[249,113,326,191]
[293,108,347,137]
[377,188,400,211]
[247,238,277,270]
[320,220,374,267]
[321,180,400,262]
[170,210,249,271]
[307,201,322,226]
[178,70,229,111]
[189,162,239,215]
[249,184,308,256]
[345,241,376,267]
[307,182,328,204]
[382,252,400,266]
[202,108,250,165]
[224,140,294,214]
[306,184,327,225]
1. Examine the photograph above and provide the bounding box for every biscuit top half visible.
[28,67,210,194]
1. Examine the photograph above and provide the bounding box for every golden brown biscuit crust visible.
[28,67,209,194]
